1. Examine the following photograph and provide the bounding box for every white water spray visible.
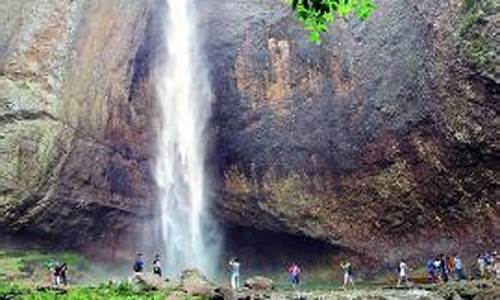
[154,0,218,276]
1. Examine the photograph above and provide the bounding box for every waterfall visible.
[154,0,218,276]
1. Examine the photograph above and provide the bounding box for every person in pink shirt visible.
[288,262,301,287]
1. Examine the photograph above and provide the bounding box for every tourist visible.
[453,254,466,281]
[60,262,68,286]
[133,253,144,273]
[397,259,410,287]
[485,251,496,278]
[492,252,499,280]
[446,256,455,275]
[433,256,442,281]
[153,254,162,277]
[439,254,449,282]
[288,262,301,287]
[341,260,354,288]
[477,253,486,279]
[53,263,62,286]
[426,259,437,283]
[229,257,241,289]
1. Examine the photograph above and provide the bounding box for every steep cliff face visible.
[0,0,155,249]
[204,0,499,262]
[0,0,498,264]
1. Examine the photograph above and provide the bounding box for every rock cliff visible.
[204,0,499,262]
[0,0,155,250]
[0,0,498,266]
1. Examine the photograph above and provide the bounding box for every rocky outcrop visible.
[0,0,498,267]
[0,0,155,250]
[204,0,499,263]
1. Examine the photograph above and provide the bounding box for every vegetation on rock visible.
[287,0,377,43]
[457,0,499,81]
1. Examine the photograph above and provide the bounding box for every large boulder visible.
[176,269,216,298]
[129,272,172,291]
[244,276,274,291]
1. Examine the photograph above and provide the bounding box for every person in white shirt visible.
[433,257,442,281]
[229,257,241,289]
[341,261,354,288]
[477,254,487,279]
[397,260,410,287]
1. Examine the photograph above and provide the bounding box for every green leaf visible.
[309,31,321,44]
[355,0,377,20]
[337,0,354,17]
[323,11,334,23]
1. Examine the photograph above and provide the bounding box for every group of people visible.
[425,254,466,283]
[45,261,68,287]
[424,251,498,283]
[477,251,498,279]
[133,253,162,277]
[290,260,354,289]
[128,251,498,290]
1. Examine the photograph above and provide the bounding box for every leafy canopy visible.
[287,0,377,43]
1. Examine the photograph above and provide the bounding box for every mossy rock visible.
[457,0,499,82]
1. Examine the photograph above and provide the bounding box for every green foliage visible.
[0,281,168,300]
[287,0,377,43]
[0,282,30,300]
[0,249,90,275]
[457,0,497,75]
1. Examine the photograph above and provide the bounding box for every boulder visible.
[129,273,171,291]
[177,269,216,297]
[244,276,274,291]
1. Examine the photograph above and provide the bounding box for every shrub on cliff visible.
[287,0,377,43]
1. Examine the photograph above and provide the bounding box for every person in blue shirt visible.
[426,259,437,283]
[133,253,144,273]
[453,254,466,281]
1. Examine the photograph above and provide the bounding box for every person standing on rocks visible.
[53,263,62,286]
[492,252,499,280]
[433,256,442,281]
[446,256,455,276]
[397,260,410,287]
[453,254,466,282]
[152,254,162,277]
[133,253,144,273]
[288,262,301,287]
[439,254,449,282]
[60,262,68,286]
[229,257,241,289]
[426,259,437,283]
[341,260,354,289]
[477,253,486,279]
[485,251,496,278]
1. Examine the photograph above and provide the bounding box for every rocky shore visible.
[136,270,500,300]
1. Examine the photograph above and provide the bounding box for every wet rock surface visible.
[0,0,155,252]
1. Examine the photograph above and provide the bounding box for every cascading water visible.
[154,0,219,276]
